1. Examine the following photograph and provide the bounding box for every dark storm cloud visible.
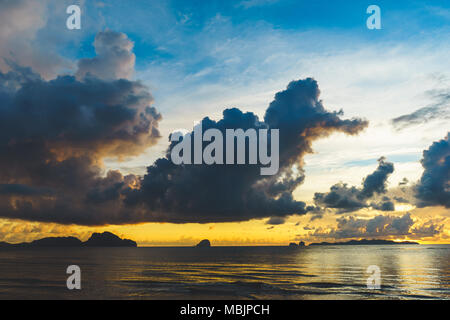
[85,171,137,204]
[314,183,367,213]
[392,89,450,130]
[0,184,54,196]
[124,78,368,223]
[0,30,163,225]
[0,64,162,223]
[415,133,450,208]
[314,157,395,213]
[0,66,161,160]
[360,157,394,198]
[0,62,42,89]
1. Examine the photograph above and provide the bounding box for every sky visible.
[0,0,448,245]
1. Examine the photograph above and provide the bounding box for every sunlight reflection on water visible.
[0,245,448,299]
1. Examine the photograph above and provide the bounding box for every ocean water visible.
[0,245,449,299]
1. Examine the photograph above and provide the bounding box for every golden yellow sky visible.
[1,205,448,246]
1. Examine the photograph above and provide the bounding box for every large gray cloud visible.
[0,76,367,225]
[360,157,394,198]
[314,157,395,213]
[415,133,450,208]
[0,31,163,225]
[123,78,368,223]
[0,67,160,159]
[314,183,367,213]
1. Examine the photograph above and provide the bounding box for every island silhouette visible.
[289,241,306,247]
[308,239,419,246]
[0,235,420,249]
[195,239,211,248]
[0,231,137,248]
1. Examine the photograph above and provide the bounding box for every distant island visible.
[289,241,306,247]
[0,232,137,248]
[308,239,419,246]
[195,239,211,248]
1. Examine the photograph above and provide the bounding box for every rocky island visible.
[195,239,211,248]
[83,232,137,247]
[309,239,419,246]
[289,241,306,247]
[0,232,137,248]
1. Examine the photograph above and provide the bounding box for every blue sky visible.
[62,0,450,67]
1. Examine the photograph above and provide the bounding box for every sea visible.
[0,245,448,299]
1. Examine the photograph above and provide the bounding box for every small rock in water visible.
[196,239,211,248]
